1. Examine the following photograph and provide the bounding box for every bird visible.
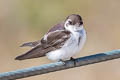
[15,14,86,61]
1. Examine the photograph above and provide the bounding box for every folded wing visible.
[15,30,70,60]
[20,21,65,48]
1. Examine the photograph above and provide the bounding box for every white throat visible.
[66,25,83,32]
[64,24,84,34]
[64,19,84,33]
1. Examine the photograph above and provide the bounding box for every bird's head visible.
[64,14,83,32]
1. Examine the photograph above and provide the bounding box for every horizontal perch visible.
[0,49,120,80]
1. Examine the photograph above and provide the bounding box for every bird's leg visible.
[70,57,75,60]
[70,57,76,66]
[58,59,65,64]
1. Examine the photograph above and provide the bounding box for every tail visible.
[20,41,41,47]
[15,45,45,60]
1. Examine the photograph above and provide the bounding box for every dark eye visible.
[80,21,83,25]
[69,21,72,25]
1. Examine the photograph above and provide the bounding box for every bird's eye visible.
[69,21,72,25]
[80,21,83,25]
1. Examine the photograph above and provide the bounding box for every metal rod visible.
[0,49,120,80]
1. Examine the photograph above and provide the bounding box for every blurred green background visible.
[0,0,120,80]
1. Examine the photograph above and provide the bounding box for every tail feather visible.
[20,42,34,47]
[15,46,45,60]
[20,41,40,47]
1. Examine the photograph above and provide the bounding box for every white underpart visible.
[46,20,86,61]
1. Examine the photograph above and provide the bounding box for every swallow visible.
[15,14,86,61]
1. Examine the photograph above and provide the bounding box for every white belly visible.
[46,29,86,61]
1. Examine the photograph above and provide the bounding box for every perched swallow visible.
[15,14,86,61]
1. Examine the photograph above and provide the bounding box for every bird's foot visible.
[70,57,76,66]
[70,57,75,60]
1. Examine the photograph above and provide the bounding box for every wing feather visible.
[20,22,65,48]
[15,30,70,60]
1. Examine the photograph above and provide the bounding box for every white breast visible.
[46,28,86,61]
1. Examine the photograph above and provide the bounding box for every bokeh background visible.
[0,0,120,80]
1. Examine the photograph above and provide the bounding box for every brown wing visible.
[15,30,70,60]
[20,22,65,48]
